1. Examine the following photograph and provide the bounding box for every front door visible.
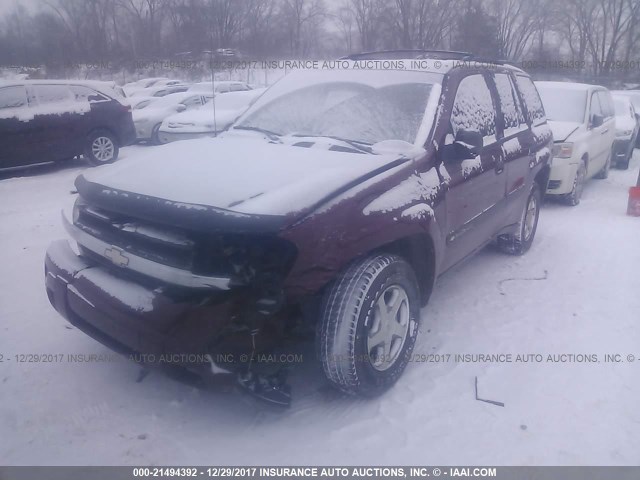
[441,73,507,271]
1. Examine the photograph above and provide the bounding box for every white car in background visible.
[132,92,211,144]
[158,88,265,144]
[610,90,640,148]
[611,94,639,169]
[536,81,616,206]
[124,78,184,96]
[128,83,190,99]
[186,81,252,95]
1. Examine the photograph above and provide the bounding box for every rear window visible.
[515,76,546,125]
[0,86,27,109]
[69,85,110,103]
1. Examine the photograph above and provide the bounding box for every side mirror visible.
[176,104,187,113]
[591,114,604,128]
[442,129,483,162]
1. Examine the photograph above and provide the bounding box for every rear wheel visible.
[151,124,162,145]
[84,130,119,166]
[566,160,586,206]
[498,182,541,255]
[317,254,420,397]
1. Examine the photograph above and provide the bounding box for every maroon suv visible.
[45,53,552,402]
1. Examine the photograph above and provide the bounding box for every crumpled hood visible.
[78,135,407,220]
[548,120,582,142]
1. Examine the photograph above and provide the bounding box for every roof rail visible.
[341,49,472,61]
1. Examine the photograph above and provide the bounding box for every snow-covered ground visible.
[1,147,639,466]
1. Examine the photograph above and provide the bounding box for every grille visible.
[75,204,196,270]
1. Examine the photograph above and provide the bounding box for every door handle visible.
[495,165,504,174]
[601,129,609,135]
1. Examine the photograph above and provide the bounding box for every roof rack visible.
[341,49,472,61]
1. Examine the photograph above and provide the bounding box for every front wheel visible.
[317,254,420,397]
[566,160,586,206]
[84,130,119,166]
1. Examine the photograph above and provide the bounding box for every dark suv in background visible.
[45,52,551,404]
[0,80,135,171]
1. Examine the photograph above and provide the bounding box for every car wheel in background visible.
[498,182,541,256]
[151,124,162,145]
[84,130,119,166]
[317,254,420,397]
[566,160,587,206]
[595,153,611,179]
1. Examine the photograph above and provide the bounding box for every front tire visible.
[566,160,586,206]
[84,130,119,166]
[498,182,541,255]
[317,254,420,397]
[595,152,611,179]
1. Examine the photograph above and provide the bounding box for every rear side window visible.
[0,86,27,109]
[514,75,546,125]
[451,74,497,144]
[34,85,73,105]
[493,74,527,137]
[69,85,110,103]
[230,83,249,92]
[597,91,614,119]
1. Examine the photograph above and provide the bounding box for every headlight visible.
[617,129,633,137]
[552,142,573,158]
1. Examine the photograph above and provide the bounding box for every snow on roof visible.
[535,81,605,92]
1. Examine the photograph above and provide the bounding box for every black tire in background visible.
[317,254,421,397]
[84,129,119,166]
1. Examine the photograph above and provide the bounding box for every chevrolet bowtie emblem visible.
[104,246,129,267]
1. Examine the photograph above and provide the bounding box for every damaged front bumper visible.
[44,239,275,382]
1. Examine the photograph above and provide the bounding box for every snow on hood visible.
[80,135,405,217]
[162,107,239,132]
[548,120,582,142]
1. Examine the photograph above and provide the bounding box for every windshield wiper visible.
[292,134,373,154]
[233,125,282,142]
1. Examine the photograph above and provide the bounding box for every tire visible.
[317,254,420,397]
[566,159,586,206]
[595,152,611,179]
[619,158,630,170]
[151,124,162,145]
[84,130,119,166]
[498,182,541,255]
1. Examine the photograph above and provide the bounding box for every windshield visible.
[235,70,439,145]
[537,87,587,123]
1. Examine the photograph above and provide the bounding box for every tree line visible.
[1,0,639,80]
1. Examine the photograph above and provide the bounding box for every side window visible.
[33,85,72,105]
[493,73,527,137]
[0,86,27,109]
[230,83,248,92]
[182,95,203,108]
[451,74,497,145]
[69,85,109,103]
[514,75,546,125]
[590,92,603,119]
[216,85,230,93]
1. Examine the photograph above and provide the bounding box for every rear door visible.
[492,73,532,224]
[441,73,507,270]
[0,85,31,169]
[30,84,83,161]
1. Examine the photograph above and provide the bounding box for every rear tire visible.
[84,130,119,166]
[317,254,420,397]
[566,160,586,206]
[498,182,541,255]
